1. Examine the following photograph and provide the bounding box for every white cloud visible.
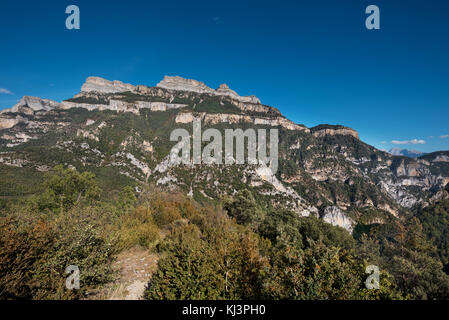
[440,135,449,139]
[391,139,426,145]
[380,141,387,144]
[0,88,13,95]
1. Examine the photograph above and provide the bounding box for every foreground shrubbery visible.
[145,197,403,300]
[2,167,449,300]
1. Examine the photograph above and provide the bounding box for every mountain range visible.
[1,76,449,232]
[388,148,427,158]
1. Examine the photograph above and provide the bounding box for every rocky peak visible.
[81,77,136,94]
[215,83,261,104]
[78,76,262,104]
[157,76,261,104]
[0,96,60,115]
[157,76,214,94]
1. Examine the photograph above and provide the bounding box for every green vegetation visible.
[34,165,101,213]
[114,92,168,103]
[1,167,449,300]
[310,124,351,132]
[65,96,109,105]
[194,96,242,114]
[417,199,449,273]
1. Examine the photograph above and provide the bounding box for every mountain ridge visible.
[1,76,354,136]
[388,148,427,158]
[1,76,448,232]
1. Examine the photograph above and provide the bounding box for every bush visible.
[150,198,183,228]
[36,165,101,213]
[0,206,115,300]
[116,206,160,250]
[145,207,268,300]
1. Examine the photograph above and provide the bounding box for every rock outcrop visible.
[60,100,188,114]
[311,125,359,140]
[322,206,354,232]
[157,76,214,94]
[175,111,309,131]
[78,76,262,105]
[157,76,261,104]
[0,117,20,130]
[1,96,60,115]
[81,77,136,94]
[434,155,449,163]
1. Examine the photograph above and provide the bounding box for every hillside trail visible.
[88,246,159,300]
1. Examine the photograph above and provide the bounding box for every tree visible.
[37,165,101,213]
[384,217,449,299]
[223,189,264,227]
[116,186,137,214]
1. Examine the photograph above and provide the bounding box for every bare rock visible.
[322,206,354,232]
[312,125,359,139]
[157,75,261,104]
[2,96,60,114]
[81,76,136,94]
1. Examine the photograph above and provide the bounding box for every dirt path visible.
[89,246,159,300]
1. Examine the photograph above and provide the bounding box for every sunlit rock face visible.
[322,206,354,232]
[78,76,262,105]
[0,97,60,129]
[174,111,309,131]
[0,117,20,130]
[1,96,60,114]
[312,127,359,140]
[157,76,215,94]
[81,77,136,94]
[157,76,261,104]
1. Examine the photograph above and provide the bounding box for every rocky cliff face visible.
[0,117,20,130]
[311,125,359,139]
[157,76,214,94]
[78,76,261,105]
[81,77,136,94]
[322,206,354,232]
[175,111,309,131]
[0,96,61,129]
[157,76,261,104]
[59,76,272,116]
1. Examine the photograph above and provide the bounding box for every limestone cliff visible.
[311,124,359,139]
[81,77,136,94]
[156,76,261,104]
[175,111,309,132]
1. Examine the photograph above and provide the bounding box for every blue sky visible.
[0,0,448,152]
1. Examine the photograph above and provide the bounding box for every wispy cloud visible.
[391,139,426,145]
[0,88,13,95]
[440,135,449,139]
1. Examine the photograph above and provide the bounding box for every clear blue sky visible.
[1,0,448,152]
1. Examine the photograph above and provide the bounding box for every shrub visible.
[150,198,183,228]
[0,206,115,300]
[116,206,160,250]
[36,165,101,213]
